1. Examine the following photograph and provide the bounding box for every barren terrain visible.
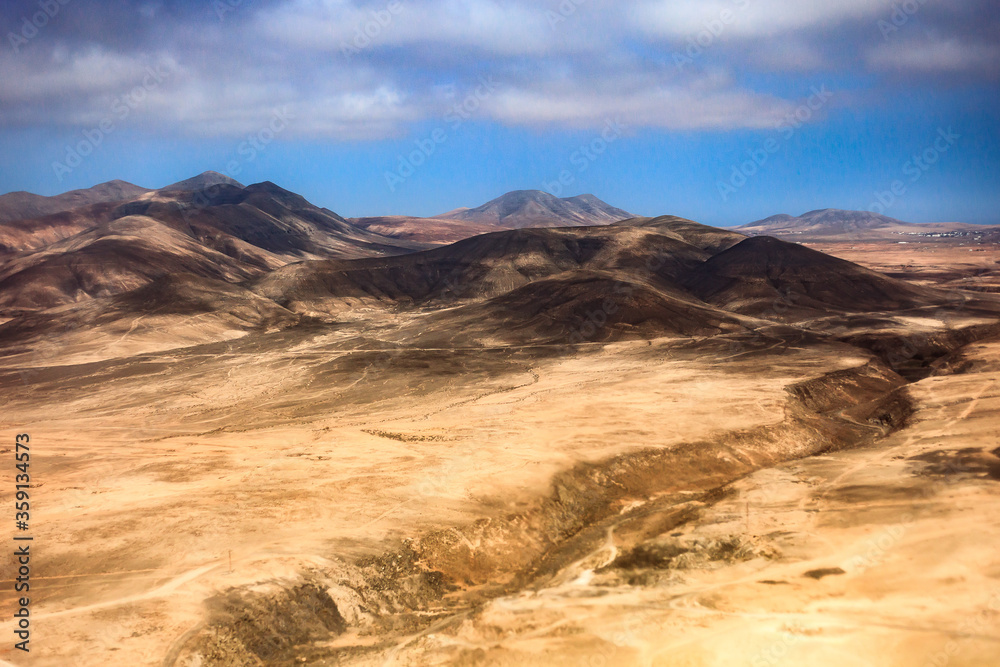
[0,184,998,666]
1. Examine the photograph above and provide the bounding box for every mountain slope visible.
[615,215,746,255]
[407,272,749,347]
[438,190,633,229]
[1,173,424,260]
[113,181,427,260]
[0,273,299,364]
[250,226,712,316]
[0,216,276,313]
[683,235,942,318]
[347,216,500,244]
[0,180,150,224]
[0,202,125,254]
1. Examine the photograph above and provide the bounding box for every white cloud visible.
[0,47,180,104]
[867,38,1000,75]
[255,0,562,56]
[486,79,794,130]
[631,0,896,39]
[747,39,827,72]
[0,45,424,140]
[1,0,995,141]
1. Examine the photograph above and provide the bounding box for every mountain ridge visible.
[0,179,151,224]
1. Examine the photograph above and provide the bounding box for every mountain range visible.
[2,173,986,367]
[0,173,429,313]
[739,208,996,240]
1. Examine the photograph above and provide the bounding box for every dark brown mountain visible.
[0,175,974,368]
[1,173,424,260]
[407,272,749,347]
[0,176,432,317]
[683,235,942,318]
[347,192,635,244]
[0,201,125,254]
[250,225,714,316]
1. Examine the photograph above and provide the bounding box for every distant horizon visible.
[2,171,997,228]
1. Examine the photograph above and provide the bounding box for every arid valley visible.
[0,176,998,666]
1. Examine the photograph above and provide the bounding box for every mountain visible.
[0,215,278,313]
[116,181,426,260]
[437,190,633,229]
[249,225,714,317]
[0,174,428,259]
[254,221,950,327]
[739,209,984,240]
[249,219,963,352]
[0,180,150,224]
[0,175,430,315]
[406,272,750,348]
[160,170,245,192]
[0,273,298,364]
[683,235,941,319]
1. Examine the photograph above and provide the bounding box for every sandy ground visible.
[0,327,868,666]
[385,341,1000,666]
[0,241,997,666]
[805,241,1000,292]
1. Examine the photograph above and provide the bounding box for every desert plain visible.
[0,182,998,666]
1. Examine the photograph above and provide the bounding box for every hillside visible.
[0,179,150,224]
[684,235,942,318]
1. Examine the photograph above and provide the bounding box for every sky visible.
[0,0,998,226]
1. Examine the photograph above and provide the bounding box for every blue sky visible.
[1,0,998,226]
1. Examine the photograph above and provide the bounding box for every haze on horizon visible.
[1,0,998,226]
